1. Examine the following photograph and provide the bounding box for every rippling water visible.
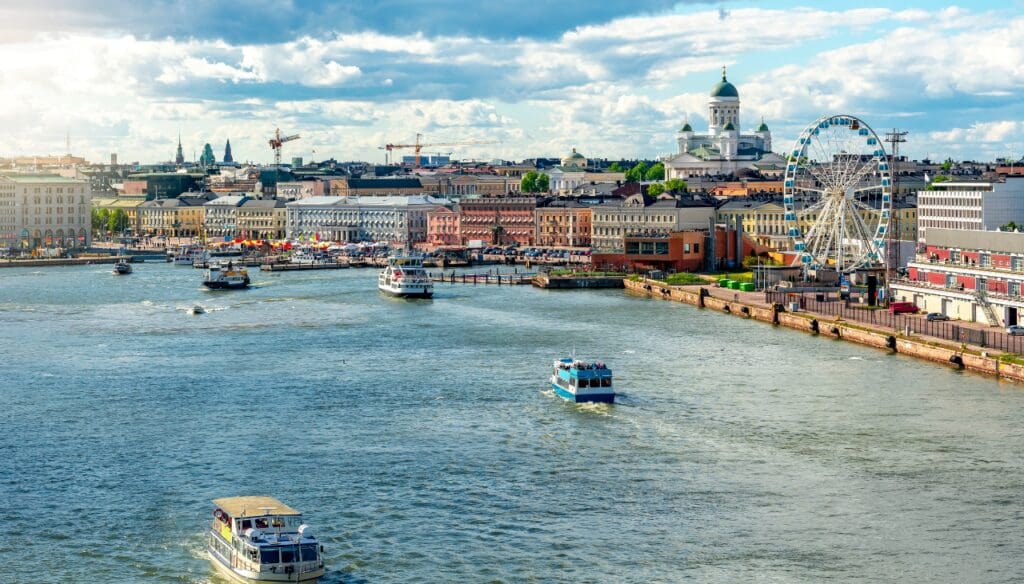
[2,263,1023,583]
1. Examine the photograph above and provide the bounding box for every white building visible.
[285,195,442,244]
[0,174,92,249]
[544,148,588,194]
[203,194,250,238]
[916,178,1024,241]
[662,67,783,179]
[591,193,717,252]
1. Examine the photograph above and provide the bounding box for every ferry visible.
[172,244,205,266]
[203,262,250,289]
[112,258,132,275]
[550,358,615,403]
[208,496,325,583]
[378,255,433,298]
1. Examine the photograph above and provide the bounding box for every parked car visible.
[1007,325,1024,336]
[926,312,950,321]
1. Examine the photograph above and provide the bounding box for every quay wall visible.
[532,274,625,289]
[623,278,1024,384]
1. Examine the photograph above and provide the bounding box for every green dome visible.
[569,151,584,159]
[680,122,693,132]
[723,121,736,131]
[710,67,739,98]
[757,120,769,132]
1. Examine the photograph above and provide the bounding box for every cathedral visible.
[663,67,784,179]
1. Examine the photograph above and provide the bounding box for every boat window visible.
[260,548,280,564]
[254,518,269,529]
[271,518,285,528]
[569,378,576,386]
[579,378,589,388]
[241,519,253,530]
[301,544,318,562]
[602,378,612,387]
[280,546,297,563]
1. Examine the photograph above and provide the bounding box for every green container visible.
[740,282,755,292]
[722,279,734,288]
[728,281,741,290]
[718,278,729,287]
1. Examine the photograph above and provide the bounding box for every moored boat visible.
[550,358,615,403]
[203,262,250,289]
[378,255,433,298]
[173,244,206,266]
[208,496,325,583]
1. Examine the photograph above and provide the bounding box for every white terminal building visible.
[916,178,1024,241]
[0,174,92,249]
[662,67,784,179]
[285,195,444,245]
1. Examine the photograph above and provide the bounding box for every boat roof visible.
[213,496,301,518]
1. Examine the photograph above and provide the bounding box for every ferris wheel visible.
[783,114,892,273]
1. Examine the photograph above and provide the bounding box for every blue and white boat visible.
[550,358,615,403]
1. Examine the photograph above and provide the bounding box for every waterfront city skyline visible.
[1,0,1021,164]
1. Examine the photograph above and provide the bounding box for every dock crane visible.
[269,128,300,167]
[380,133,499,167]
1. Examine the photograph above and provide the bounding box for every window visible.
[301,544,318,562]
[260,548,280,564]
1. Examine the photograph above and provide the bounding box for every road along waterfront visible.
[2,263,1024,583]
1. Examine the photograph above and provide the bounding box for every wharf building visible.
[591,222,764,273]
[662,67,784,179]
[137,194,216,238]
[916,178,1024,242]
[457,195,537,246]
[236,199,287,240]
[0,174,92,249]
[285,195,441,245]
[894,228,1024,326]
[426,206,461,247]
[203,195,250,239]
[534,200,592,248]
[590,193,717,253]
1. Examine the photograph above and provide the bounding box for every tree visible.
[608,162,623,172]
[108,209,129,234]
[941,158,953,172]
[92,208,109,232]
[644,162,665,181]
[646,183,665,196]
[925,175,950,190]
[1002,221,1019,232]
[664,179,688,193]
[521,171,549,193]
[535,172,549,192]
[624,162,648,183]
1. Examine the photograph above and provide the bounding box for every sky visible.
[0,0,1021,165]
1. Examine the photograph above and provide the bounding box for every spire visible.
[224,139,234,164]
[722,65,727,81]
[175,132,185,165]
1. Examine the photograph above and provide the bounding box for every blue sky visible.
[0,1,1021,164]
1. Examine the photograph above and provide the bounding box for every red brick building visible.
[592,227,763,272]
[457,196,537,245]
[534,201,592,248]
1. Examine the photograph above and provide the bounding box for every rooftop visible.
[213,496,301,518]
[1,174,88,184]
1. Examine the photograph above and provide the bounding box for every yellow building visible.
[717,198,917,249]
[237,199,287,240]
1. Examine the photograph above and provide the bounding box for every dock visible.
[260,262,350,271]
[430,271,536,285]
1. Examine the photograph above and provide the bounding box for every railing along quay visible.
[429,271,536,285]
[765,290,1024,354]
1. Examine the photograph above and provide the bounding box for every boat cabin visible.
[209,496,323,577]
[553,358,613,389]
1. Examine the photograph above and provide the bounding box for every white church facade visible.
[663,67,785,179]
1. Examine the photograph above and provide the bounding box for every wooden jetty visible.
[429,271,536,285]
[260,261,350,271]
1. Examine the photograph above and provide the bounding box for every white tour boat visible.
[112,258,132,275]
[208,496,325,583]
[378,255,433,298]
[203,262,250,289]
[173,244,206,266]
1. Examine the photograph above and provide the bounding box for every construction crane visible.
[380,133,498,167]
[269,128,300,167]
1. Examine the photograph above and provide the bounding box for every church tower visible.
[708,66,740,136]
[175,133,185,165]
[223,139,234,164]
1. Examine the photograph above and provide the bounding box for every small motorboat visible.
[190,305,206,315]
[112,259,132,275]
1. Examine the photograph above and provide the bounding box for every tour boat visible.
[208,496,325,583]
[378,255,433,298]
[112,259,132,275]
[550,358,615,403]
[173,244,205,266]
[203,262,250,289]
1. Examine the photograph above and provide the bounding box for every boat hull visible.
[208,550,324,583]
[203,279,250,290]
[379,287,433,299]
[551,382,615,404]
